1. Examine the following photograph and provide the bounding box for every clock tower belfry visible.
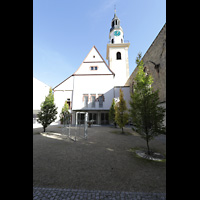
[109,10,124,44]
[106,10,130,86]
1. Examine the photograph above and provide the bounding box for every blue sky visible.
[33,0,166,88]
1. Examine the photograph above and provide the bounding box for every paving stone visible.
[33,187,166,200]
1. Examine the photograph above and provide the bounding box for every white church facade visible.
[53,12,131,125]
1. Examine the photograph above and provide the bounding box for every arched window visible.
[116,52,121,60]
[111,39,114,44]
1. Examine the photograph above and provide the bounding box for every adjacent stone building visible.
[125,23,166,124]
[125,23,166,101]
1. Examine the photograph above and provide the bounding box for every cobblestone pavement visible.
[33,187,166,200]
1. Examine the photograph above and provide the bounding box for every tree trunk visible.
[43,126,46,132]
[146,139,150,155]
[145,127,150,155]
[122,127,124,134]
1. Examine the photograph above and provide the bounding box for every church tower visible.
[106,10,130,86]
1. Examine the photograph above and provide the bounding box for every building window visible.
[112,21,114,27]
[101,113,109,125]
[116,52,121,60]
[98,94,104,108]
[93,55,95,58]
[83,94,88,108]
[99,96,103,108]
[111,39,114,44]
[91,95,96,108]
[89,113,97,124]
[90,66,98,70]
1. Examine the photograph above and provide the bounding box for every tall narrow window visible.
[98,94,104,108]
[84,96,88,107]
[99,96,103,108]
[111,39,114,44]
[83,95,88,108]
[91,95,96,108]
[116,52,121,60]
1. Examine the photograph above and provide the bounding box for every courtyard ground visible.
[33,125,166,194]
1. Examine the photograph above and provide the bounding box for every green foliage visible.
[115,89,129,133]
[109,98,116,127]
[37,88,58,132]
[59,101,70,124]
[129,53,166,154]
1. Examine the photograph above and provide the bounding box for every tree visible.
[109,98,117,128]
[129,53,166,155]
[115,89,129,133]
[37,88,58,132]
[59,101,69,125]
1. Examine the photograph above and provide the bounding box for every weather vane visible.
[114,4,116,14]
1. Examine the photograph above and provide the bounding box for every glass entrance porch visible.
[100,113,109,125]
[76,111,109,125]
[89,113,97,124]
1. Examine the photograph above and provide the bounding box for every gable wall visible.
[75,62,112,75]
[72,75,114,110]
[54,75,74,91]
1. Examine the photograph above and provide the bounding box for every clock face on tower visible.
[114,30,121,36]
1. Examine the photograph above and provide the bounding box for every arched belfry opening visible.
[116,52,121,60]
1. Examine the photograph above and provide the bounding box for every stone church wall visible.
[125,23,166,103]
